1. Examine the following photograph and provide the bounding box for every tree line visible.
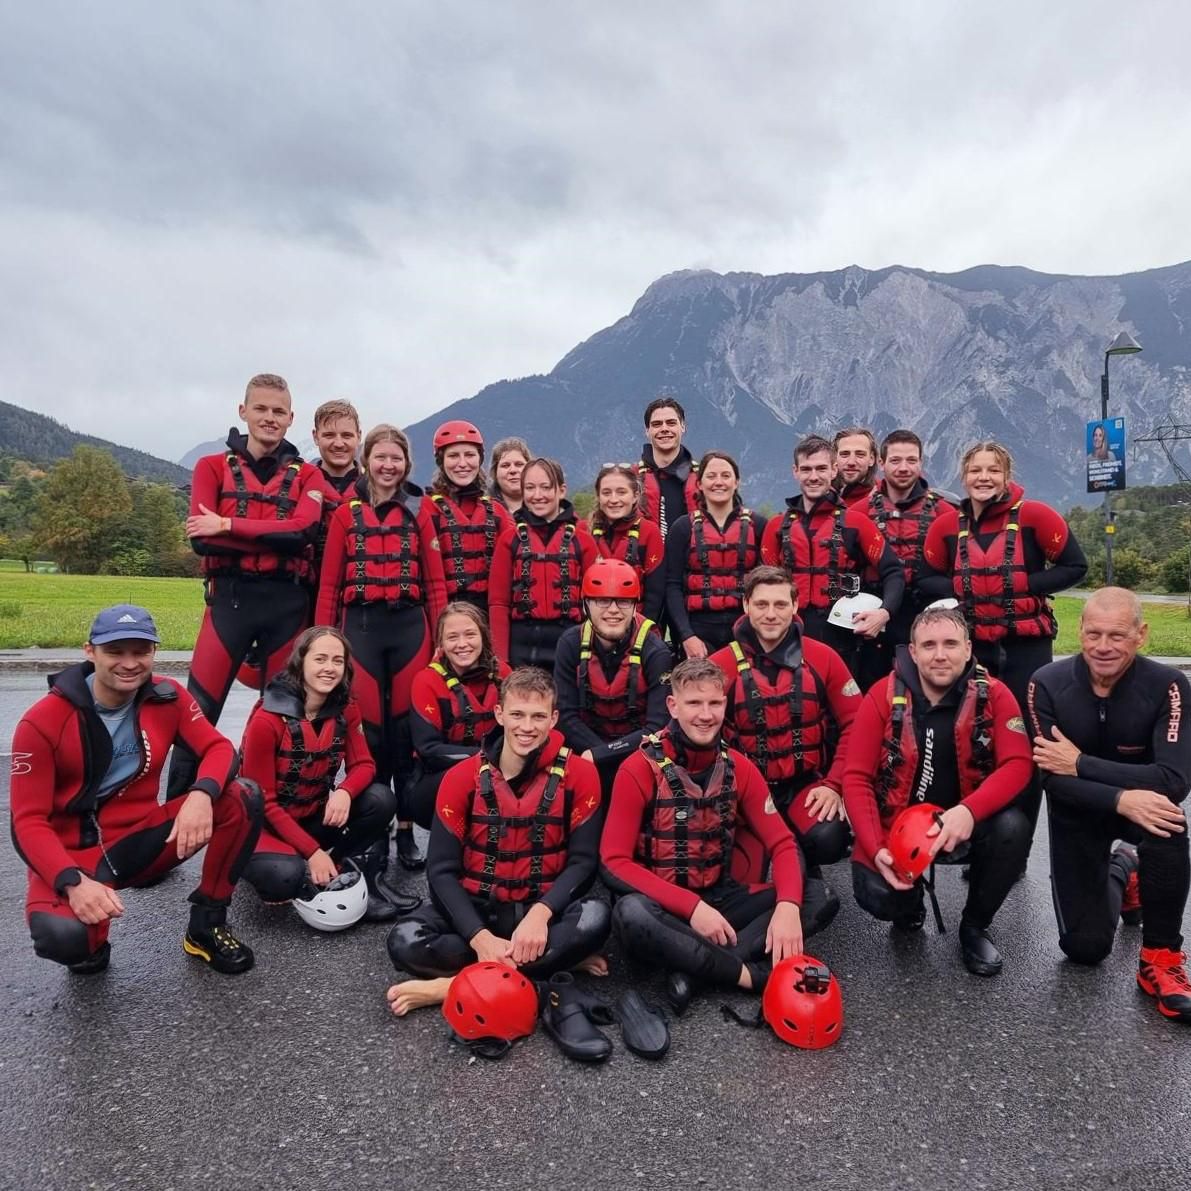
[0,447,195,576]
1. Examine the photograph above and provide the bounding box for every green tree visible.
[1161,547,1191,594]
[34,447,133,573]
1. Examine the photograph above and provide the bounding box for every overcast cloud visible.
[1,0,1189,461]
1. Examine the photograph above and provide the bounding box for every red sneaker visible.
[1137,947,1191,1023]
[1115,843,1141,926]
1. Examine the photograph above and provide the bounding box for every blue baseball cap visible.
[88,604,161,646]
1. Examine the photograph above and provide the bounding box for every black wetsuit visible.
[1029,654,1191,960]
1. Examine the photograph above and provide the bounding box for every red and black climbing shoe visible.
[1114,843,1142,926]
[183,924,255,975]
[1137,946,1191,1023]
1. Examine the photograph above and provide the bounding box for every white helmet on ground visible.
[827,592,883,632]
[293,865,368,932]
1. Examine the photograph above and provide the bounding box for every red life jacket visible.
[867,486,944,585]
[311,468,358,573]
[511,521,584,623]
[272,710,348,818]
[874,666,995,821]
[637,461,699,531]
[576,616,656,741]
[205,452,310,580]
[459,745,573,901]
[341,498,425,606]
[954,502,1056,641]
[778,503,858,609]
[427,661,501,745]
[635,735,738,891]
[725,640,831,789]
[592,517,645,571]
[428,492,501,603]
[684,509,759,613]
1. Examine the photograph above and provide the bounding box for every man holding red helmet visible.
[553,558,671,793]
[842,605,1032,976]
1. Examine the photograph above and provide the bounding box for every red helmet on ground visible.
[762,954,844,1049]
[886,802,944,883]
[582,557,641,601]
[434,420,484,453]
[442,962,538,1052]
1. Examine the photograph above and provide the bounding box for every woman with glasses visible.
[664,450,767,658]
[589,463,665,623]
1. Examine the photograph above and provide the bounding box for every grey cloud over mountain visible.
[1,2,1189,459]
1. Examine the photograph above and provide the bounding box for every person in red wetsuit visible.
[635,396,699,539]
[239,627,403,923]
[489,436,532,516]
[858,429,956,686]
[168,373,324,797]
[487,457,599,670]
[11,605,262,976]
[553,558,671,794]
[408,603,510,829]
[236,398,363,693]
[316,424,445,872]
[665,451,767,658]
[385,668,610,1018]
[832,427,879,509]
[843,606,1032,976]
[418,420,513,627]
[761,434,904,678]
[709,566,860,894]
[919,440,1087,840]
[589,463,665,623]
[602,658,837,1014]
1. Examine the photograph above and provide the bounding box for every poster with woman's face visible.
[1087,418,1126,492]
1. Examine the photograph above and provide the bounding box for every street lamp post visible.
[1100,330,1142,586]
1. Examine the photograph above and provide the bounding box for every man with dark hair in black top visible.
[636,397,699,539]
[1029,587,1191,1023]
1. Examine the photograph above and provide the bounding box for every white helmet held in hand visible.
[293,865,368,932]
[827,592,883,632]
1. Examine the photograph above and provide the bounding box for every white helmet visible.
[293,866,368,932]
[827,592,883,632]
[925,597,960,611]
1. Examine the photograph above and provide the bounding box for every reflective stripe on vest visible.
[592,520,643,571]
[576,617,655,739]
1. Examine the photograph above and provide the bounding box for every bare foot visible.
[574,953,609,977]
[386,977,452,1016]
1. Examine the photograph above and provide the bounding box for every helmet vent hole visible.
[501,971,511,979]
[909,846,920,860]
[783,1019,799,1032]
[475,1013,486,1025]
[825,1023,837,1033]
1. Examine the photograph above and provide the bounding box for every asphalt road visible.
[1,675,1190,1191]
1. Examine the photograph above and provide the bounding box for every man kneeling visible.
[386,667,610,1015]
[601,658,830,1014]
[843,606,1032,975]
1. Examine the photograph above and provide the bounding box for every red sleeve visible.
[488,528,516,663]
[922,509,958,576]
[576,528,599,574]
[639,520,665,576]
[807,641,863,793]
[434,759,479,841]
[410,669,444,731]
[315,506,349,627]
[240,707,321,858]
[189,457,251,557]
[760,515,782,566]
[418,501,448,629]
[734,754,803,905]
[841,687,892,865]
[1022,501,1070,560]
[10,712,79,890]
[849,511,888,568]
[601,752,702,919]
[169,680,237,799]
[339,701,376,797]
[960,681,1034,822]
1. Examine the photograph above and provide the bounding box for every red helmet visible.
[433,420,484,452]
[442,962,538,1049]
[762,954,844,1049]
[581,557,641,601]
[886,802,944,883]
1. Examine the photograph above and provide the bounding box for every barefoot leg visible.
[386,977,453,1016]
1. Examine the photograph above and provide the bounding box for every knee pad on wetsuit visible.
[799,818,852,868]
[241,852,307,902]
[29,911,93,966]
[611,893,656,949]
[572,897,612,949]
[1058,930,1114,967]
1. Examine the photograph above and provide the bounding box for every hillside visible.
[0,401,190,485]
[404,261,1191,507]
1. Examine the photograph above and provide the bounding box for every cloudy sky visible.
[2,1,1189,461]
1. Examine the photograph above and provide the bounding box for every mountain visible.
[179,438,226,470]
[404,261,1191,509]
[0,400,190,485]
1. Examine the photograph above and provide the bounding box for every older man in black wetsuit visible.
[1029,587,1191,1024]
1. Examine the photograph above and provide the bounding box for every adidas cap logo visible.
[117,614,138,623]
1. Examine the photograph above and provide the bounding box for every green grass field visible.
[0,573,1189,655]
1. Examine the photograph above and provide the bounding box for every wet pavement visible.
[1,675,1190,1191]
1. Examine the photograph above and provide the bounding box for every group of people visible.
[9,373,1190,1040]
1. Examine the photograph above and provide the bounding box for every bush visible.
[1107,548,1158,592]
[1161,546,1191,594]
